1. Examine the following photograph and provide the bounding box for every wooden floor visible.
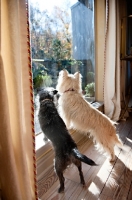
[37,114,132,200]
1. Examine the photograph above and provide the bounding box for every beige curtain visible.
[0,0,38,199]
[104,0,121,121]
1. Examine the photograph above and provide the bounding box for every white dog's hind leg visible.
[104,146,115,162]
[109,152,115,162]
[63,118,71,130]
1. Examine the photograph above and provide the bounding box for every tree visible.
[30,1,83,91]
[30,3,72,60]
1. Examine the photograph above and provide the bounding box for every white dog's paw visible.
[109,156,115,162]
[110,159,115,163]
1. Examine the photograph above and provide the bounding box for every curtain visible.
[104,0,121,121]
[119,0,128,119]
[0,0,38,199]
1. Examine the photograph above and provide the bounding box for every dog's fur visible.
[56,70,123,162]
[38,88,97,193]
[37,87,60,142]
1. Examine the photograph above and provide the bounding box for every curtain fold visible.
[0,0,37,199]
[104,0,121,121]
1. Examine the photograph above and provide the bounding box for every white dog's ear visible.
[62,69,68,76]
[74,72,82,79]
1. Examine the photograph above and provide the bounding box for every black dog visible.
[38,88,97,193]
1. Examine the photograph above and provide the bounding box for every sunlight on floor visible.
[126,137,132,143]
[35,133,48,150]
[88,182,100,196]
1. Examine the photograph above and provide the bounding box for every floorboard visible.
[37,114,132,200]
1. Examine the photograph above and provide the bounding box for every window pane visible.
[29,0,95,141]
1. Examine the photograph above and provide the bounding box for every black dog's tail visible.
[72,148,98,166]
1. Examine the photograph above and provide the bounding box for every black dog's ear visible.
[53,90,58,95]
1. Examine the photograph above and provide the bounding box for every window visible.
[29,0,95,149]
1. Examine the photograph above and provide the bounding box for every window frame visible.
[34,0,106,161]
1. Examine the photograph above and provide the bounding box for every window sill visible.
[91,101,104,112]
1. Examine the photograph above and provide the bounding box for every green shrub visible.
[33,70,52,89]
[85,82,95,97]
[87,72,95,84]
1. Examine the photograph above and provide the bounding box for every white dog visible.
[56,69,122,161]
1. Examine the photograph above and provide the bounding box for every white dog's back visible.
[58,92,121,144]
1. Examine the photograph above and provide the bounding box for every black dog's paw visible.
[81,179,85,186]
[58,186,64,193]
[43,136,48,141]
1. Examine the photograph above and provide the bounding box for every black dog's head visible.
[39,87,58,104]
